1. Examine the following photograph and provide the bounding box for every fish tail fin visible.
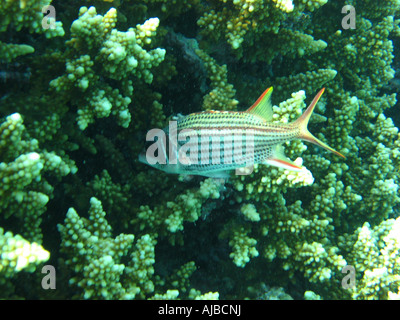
[293,88,345,158]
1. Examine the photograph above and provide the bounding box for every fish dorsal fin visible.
[264,144,304,172]
[245,87,274,121]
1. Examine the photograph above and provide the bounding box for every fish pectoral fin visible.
[203,170,231,179]
[178,174,195,182]
[235,165,254,176]
[264,145,304,172]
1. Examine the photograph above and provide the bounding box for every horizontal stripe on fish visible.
[173,127,299,145]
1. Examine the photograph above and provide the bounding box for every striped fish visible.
[139,87,345,178]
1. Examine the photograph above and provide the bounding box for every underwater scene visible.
[0,0,400,300]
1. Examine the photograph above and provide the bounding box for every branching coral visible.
[58,197,220,299]
[0,0,64,62]
[0,226,49,298]
[195,49,239,111]
[0,228,49,277]
[0,113,76,243]
[135,178,224,235]
[50,6,165,130]
[197,0,328,57]
[58,197,148,299]
[344,217,400,299]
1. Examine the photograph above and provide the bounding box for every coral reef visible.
[345,217,400,299]
[58,197,148,299]
[0,228,49,277]
[0,0,400,300]
[0,0,64,62]
[49,6,165,130]
[0,113,76,243]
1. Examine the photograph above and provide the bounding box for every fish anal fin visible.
[264,158,304,172]
[245,87,274,121]
[264,145,304,172]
